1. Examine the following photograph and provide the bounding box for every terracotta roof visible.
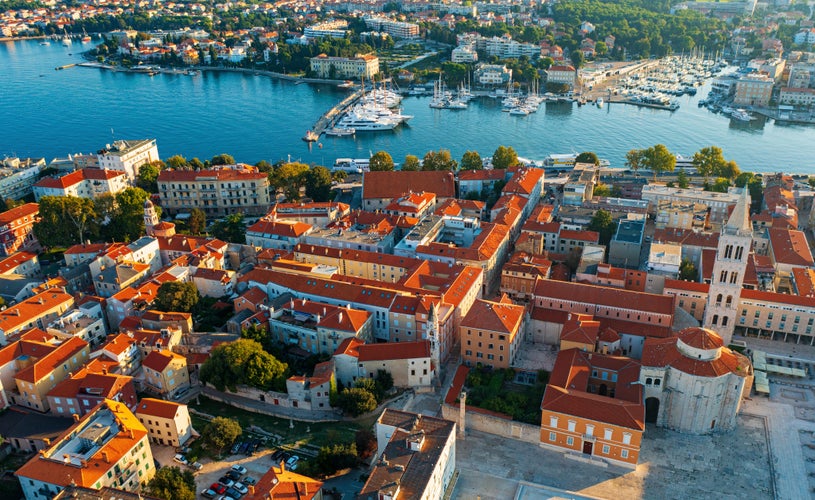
[417,222,508,262]
[533,279,675,316]
[158,167,266,182]
[142,349,184,373]
[309,360,334,386]
[652,228,719,249]
[460,298,525,334]
[333,337,364,357]
[560,314,600,345]
[245,464,323,500]
[769,228,814,267]
[0,203,39,224]
[0,251,38,274]
[16,336,88,384]
[664,279,709,293]
[641,332,751,378]
[542,349,644,431]
[558,228,599,242]
[502,167,543,197]
[135,398,182,420]
[100,333,137,357]
[458,169,505,182]
[193,267,233,284]
[0,289,74,334]
[357,340,431,362]
[34,169,124,189]
[247,220,313,238]
[363,171,455,200]
[793,268,815,298]
[64,243,113,255]
[741,288,815,308]
[679,327,724,349]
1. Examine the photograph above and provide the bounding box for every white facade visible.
[96,139,159,183]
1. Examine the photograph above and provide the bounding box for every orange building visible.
[540,348,644,468]
[0,203,39,256]
[460,296,526,369]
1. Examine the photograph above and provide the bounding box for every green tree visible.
[241,323,271,351]
[166,155,189,169]
[188,208,206,235]
[642,144,676,181]
[210,213,246,244]
[137,161,163,193]
[369,151,395,172]
[271,162,309,202]
[691,146,726,183]
[146,466,196,500]
[679,259,698,281]
[401,154,420,171]
[422,149,457,171]
[720,160,740,180]
[676,169,690,189]
[304,165,333,202]
[570,49,585,68]
[155,281,199,313]
[200,339,288,392]
[312,443,358,476]
[210,154,235,166]
[355,428,377,460]
[588,209,617,246]
[492,145,518,169]
[109,187,154,242]
[202,417,242,453]
[593,183,612,197]
[709,177,731,193]
[255,160,272,173]
[575,151,599,165]
[337,387,377,416]
[460,150,483,171]
[34,196,97,248]
[189,158,205,170]
[625,149,643,174]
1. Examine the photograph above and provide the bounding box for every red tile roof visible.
[135,398,182,419]
[460,298,525,334]
[769,228,814,267]
[333,337,364,357]
[34,169,125,189]
[560,314,600,345]
[247,220,313,238]
[534,279,675,316]
[0,203,39,224]
[652,228,719,249]
[363,171,455,200]
[142,350,184,372]
[16,336,88,383]
[0,251,38,274]
[458,169,505,182]
[641,331,751,378]
[357,340,430,362]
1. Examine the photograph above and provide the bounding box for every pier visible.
[305,89,363,141]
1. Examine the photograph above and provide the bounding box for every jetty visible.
[304,89,363,141]
[55,63,76,70]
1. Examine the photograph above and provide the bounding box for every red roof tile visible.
[363,171,455,200]
[0,203,38,224]
[460,299,525,334]
[357,340,431,362]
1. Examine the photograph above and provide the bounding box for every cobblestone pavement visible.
[452,413,771,500]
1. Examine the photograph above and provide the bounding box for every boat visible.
[596,97,604,108]
[61,29,71,46]
[302,130,319,142]
[81,28,91,43]
[509,107,529,116]
[337,80,355,89]
[336,112,399,131]
[730,109,754,122]
[39,40,50,46]
[334,158,370,173]
[325,127,355,137]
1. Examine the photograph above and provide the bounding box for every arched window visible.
[722,316,729,326]
[720,270,728,283]
[712,314,719,325]
[716,294,723,305]
[724,245,733,259]
[726,295,733,307]
[735,246,744,260]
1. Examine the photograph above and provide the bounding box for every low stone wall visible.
[201,386,339,422]
[441,403,541,445]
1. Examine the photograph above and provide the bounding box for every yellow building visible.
[460,297,526,369]
[141,350,190,398]
[309,53,379,80]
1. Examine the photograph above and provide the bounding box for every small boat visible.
[61,29,71,46]
[325,127,355,137]
[302,130,319,142]
[81,28,91,43]
[337,80,355,89]
[40,41,50,46]
[596,97,604,108]
[730,109,754,122]
[509,107,529,116]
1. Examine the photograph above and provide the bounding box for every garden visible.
[463,367,549,425]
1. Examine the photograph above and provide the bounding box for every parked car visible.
[233,482,249,495]
[173,454,188,466]
[172,387,189,401]
[226,470,242,481]
[286,455,299,470]
[217,477,235,488]
[250,439,262,453]
[210,483,227,495]
[202,489,217,499]
[225,487,244,499]
[231,464,248,475]
[230,441,242,455]
[190,461,203,471]
[242,476,257,486]
[238,441,250,454]
[271,449,285,462]
[176,445,192,454]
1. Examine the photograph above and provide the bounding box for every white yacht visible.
[731,109,754,122]
[336,112,398,131]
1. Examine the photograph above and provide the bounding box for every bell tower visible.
[144,199,159,236]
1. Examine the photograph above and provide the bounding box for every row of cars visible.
[202,465,257,500]
[230,438,265,456]
[270,448,299,471]
[174,453,203,471]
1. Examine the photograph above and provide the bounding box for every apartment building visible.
[357,340,434,388]
[33,168,128,201]
[546,65,577,88]
[734,73,774,106]
[0,289,75,343]
[309,53,379,79]
[47,369,137,418]
[641,185,742,224]
[96,139,159,183]
[158,166,271,217]
[141,350,190,398]
[460,297,526,369]
[16,399,154,497]
[267,201,350,227]
[363,16,420,38]
[246,219,314,251]
[135,398,194,447]
[269,299,372,355]
[0,203,39,256]
[0,158,43,201]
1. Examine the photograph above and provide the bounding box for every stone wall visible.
[441,403,541,444]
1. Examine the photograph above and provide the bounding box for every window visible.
[621,449,629,459]
[585,424,594,436]
[604,428,613,440]
[622,432,632,444]
[549,432,556,442]
[654,379,661,386]
[602,444,610,454]
[550,416,558,428]
[566,436,574,446]
[567,420,576,432]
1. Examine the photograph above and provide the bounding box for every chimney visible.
[72,413,80,422]
[280,459,286,472]
[43,438,50,446]
[102,451,109,463]
[248,485,255,496]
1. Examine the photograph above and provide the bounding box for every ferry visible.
[334,158,370,173]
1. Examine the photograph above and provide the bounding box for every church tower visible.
[144,199,159,237]
[702,189,752,346]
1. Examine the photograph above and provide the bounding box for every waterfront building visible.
[452,45,478,63]
[0,203,39,257]
[309,53,379,80]
[546,65,577,88]
[702,190,751,346]
[460,296,526,369]
[458,169,507,199]
[733,73,774,107]
[157,165,271,217]
[0,157,44,201]
[640,327,753,433]
[363,16,420,39]
[779,87,815,107]
[540,349,644,468]
[96,139,159,183]
[483,34,540,59]
[33,168,128,201]
[360,409,456,500]
[641,185,742,224]
[15,399,154,497]
[474,63,512,86]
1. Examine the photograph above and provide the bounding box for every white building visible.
[640,327,753,434]
[0,158,44,201]
[96,139,160,183]
[641,185,743,224]
[474,63,512,85]
[363,16,420,39]
[546,65,577,88]
[33,168,128,201]
[304,20,349,39]
[135,398,194,447]
[310,53,379,80]
[452,45,478,63]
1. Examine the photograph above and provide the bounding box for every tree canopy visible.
[271,162,309,202]
[210,154,235,166]
[200,338,288,392]
[111,187,154,242]
[401,155,420,171]
[188,208,206,235]
[34,196,97,248]
[627,144,675,180]
[210,213,246,244]
[691,146,726,182]
[137,161,163,193]
[146,466,196,500]
[155,281,199,313]
[304,165,333,202]
[422,149,457,171]
[202,417,242,453]
[588,209,617,247]
[492,145,518,169]
[460,150,483,171]
[337,387,378,416]
[575,151,599,166]
[369,151,395,172]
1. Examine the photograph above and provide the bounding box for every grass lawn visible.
[190,397,363,453]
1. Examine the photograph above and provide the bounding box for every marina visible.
[2,39,814,174]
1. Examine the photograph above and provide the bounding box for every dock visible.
[55,63,76,70]
[305,89,363,141]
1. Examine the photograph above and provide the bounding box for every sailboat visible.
[62,28,72,46]
[81,28,91,43]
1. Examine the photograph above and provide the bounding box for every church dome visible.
[676,327,723,361]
